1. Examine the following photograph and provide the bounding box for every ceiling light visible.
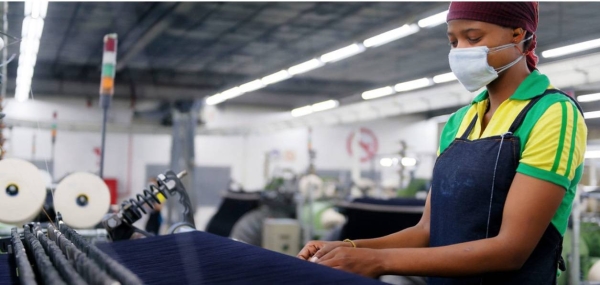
[22,17,44,39]
[18,54,36,67]
[239,80,265,93]
[401,157,417,167]
[586,150,600,159]
[288,59,324,75]
[17,65,34,78]
[39,1,48,18]
[15,86,29,102]
[380,158,393,167]
[17,76,32,88]
[291,106,313,117]
[261,70,291,85]
[311,100,339,112]
[20,38,40,55]
[584,111,600,119]
[221,87,243,99]
[205,87,244,105]
[205,93,228,105]
[577,92,600,102]
[25,0,48,19]
[16,1,47,103]
[433,72,457,83]
[363,24,420,48]
[362,86,395,100]
[394,78,432,92]
[542,38,600,58]
[418,10,449,28]
[320,43,366,63]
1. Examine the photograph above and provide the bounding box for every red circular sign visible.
[346,128,379,163]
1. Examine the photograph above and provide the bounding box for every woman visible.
[297,2,587,284]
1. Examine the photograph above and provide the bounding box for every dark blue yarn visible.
[96,231,383,285]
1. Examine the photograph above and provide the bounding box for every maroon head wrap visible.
[446,2,539,71]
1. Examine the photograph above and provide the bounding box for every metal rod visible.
[1,1,7,99]
[0,2,7,161]
[99,103,108,178]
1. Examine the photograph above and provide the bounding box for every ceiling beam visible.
[169,3,272,69]
[116,2,196,71]
[202,2,373,72]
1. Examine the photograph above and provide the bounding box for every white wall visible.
[2,97,440,202]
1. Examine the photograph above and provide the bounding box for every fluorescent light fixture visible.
[239,79,265,93]
[586,150,600,159]
[288,59,324,75]
[433,72,457,83]
[15,86,29,102]
[22,17,44,39]
[380,158,393,167]
[205,93,228,106]
[418,10,449,28]
[261,70,291,85]
[577,92,600,102]
[221,87,243,99]
[39,1,48,18]
[18,54,36,67]
[401,157,417,167]
[16,1,48,103]
[17,76,32,88]
[25,0,48,19]
[362,86,395,100]
[584,111,600,119]
[24,1,32,16]
[17,65,34,78]
[291,106,313,117]
[363,24,420,48]
[394,78,432,92]
[311,100,339,112]
[542,38,600,58]
[320,43,365,63]
[290,100,339,117]
[205,87,243,105]
[20,38,40,55]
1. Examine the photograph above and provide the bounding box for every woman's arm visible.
[317,174,565,277]
[300,193,431,260]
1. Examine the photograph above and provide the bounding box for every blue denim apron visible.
[429,89,581,285]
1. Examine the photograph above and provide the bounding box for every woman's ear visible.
[512,28,526,43]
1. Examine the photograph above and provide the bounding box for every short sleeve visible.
[438,105,472,157]
[517,101,587,189]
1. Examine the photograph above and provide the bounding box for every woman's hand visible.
[297,240,352,261]
[316,247,386,278]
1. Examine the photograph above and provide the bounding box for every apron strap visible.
[508,89,584,134]
[459,114,479,139]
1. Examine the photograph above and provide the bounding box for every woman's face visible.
[447,19,525,70]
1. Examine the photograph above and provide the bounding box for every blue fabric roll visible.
[0,254,17,285]
[96,231,383,285]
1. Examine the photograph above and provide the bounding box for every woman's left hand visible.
[315,247,386,278]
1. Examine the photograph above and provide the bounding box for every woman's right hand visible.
[297,240,353,262]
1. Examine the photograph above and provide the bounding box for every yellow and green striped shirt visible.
[438,70,587,236]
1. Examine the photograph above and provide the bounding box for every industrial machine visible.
[101,170,195,241]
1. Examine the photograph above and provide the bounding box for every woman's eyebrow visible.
[447,28,483,36]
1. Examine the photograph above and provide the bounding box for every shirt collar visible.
[471,70,551,104]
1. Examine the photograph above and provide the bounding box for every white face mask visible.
[448,35,533,92]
